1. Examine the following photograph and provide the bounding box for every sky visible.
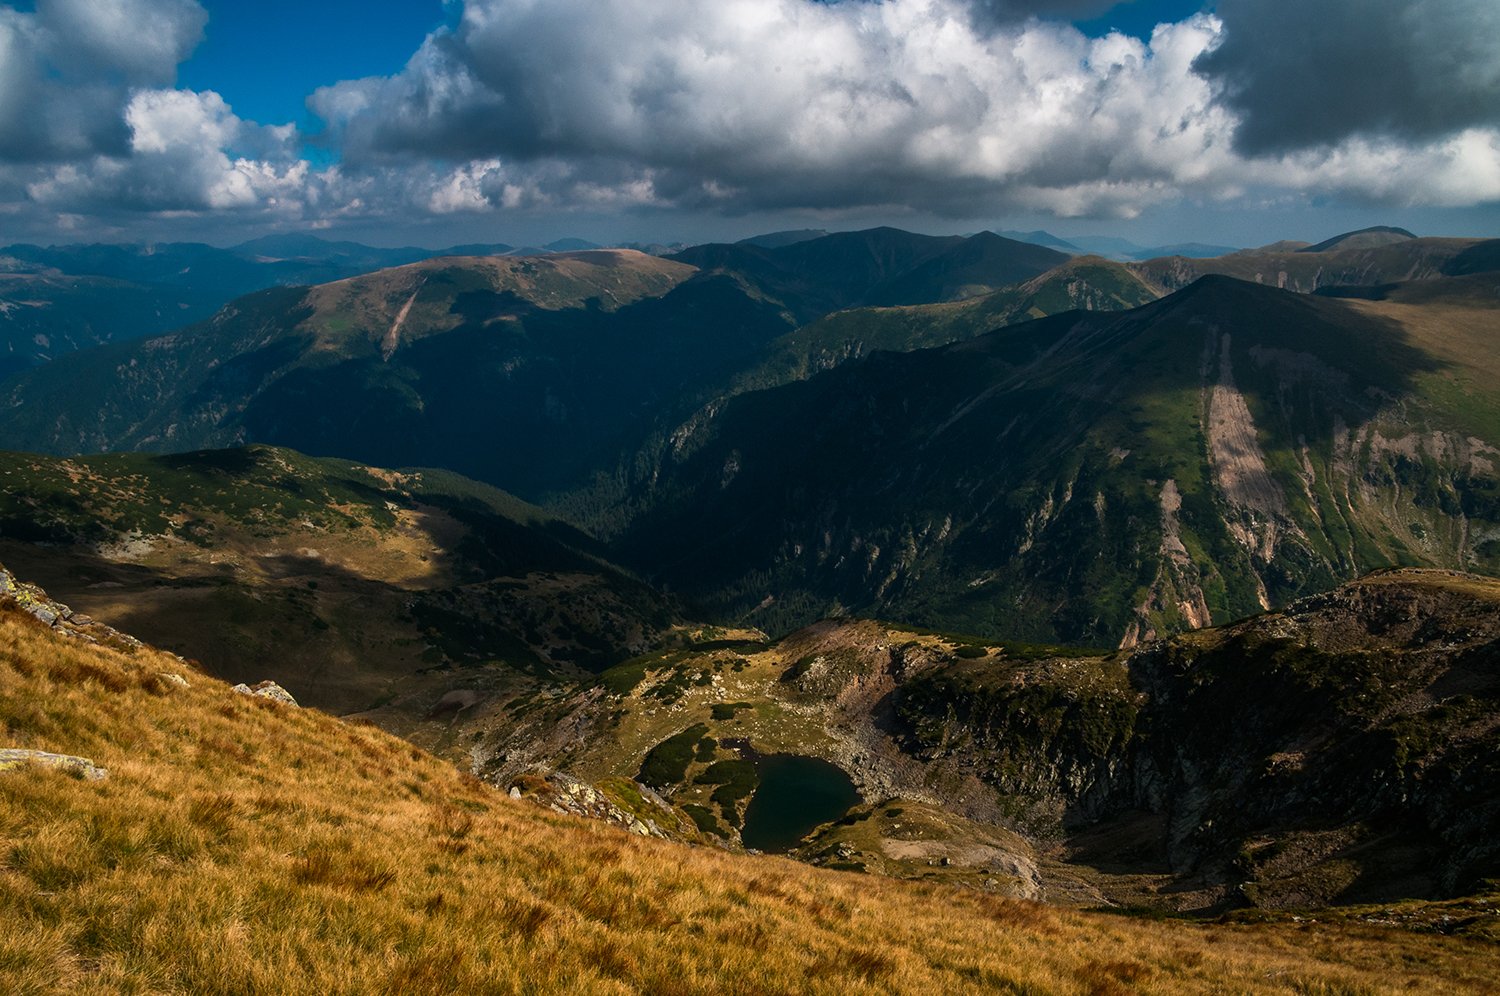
[0,0,1498,250]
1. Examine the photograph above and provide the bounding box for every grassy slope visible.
[0,445,685,716]
[2,591,1498,994]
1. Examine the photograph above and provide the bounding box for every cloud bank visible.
[1,0,1497,236]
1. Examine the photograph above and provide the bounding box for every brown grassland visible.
[1,603,1498,995]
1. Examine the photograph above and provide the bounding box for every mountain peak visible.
[1300,226,1417,253]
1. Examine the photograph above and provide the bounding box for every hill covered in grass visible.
[0,445,695,719]
[2,566,1497,995]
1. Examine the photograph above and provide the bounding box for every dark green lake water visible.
[739,754,861,853]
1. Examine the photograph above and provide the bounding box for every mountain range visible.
[0,218,1499,980]
[1,227,1497,649]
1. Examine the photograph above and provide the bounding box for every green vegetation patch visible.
[597,660,649,697]
[680,804,724,837]
[638,724,710,788]
[696,759,759,828]
[710,701,754,721]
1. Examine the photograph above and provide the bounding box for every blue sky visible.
[1,0,1497,249]
[176,0,454,131]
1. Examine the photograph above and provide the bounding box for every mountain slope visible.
[588,274,1500,644]
[671,228,1069,323]
[0,251,799,498]
[0,235,520,371]
[0,273,225,379]
[0,445,694,716]
[594,256,1164,429]
[1130,236,1491,295]
[4,573,1493,994]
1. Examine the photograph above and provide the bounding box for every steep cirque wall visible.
[896,569,1500,908]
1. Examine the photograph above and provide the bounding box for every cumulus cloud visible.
[26,89,305,213]
[310,0,1247,218]
[2,0,1498,235]
[1196,0,1500,154]
[0,0,206,162]
[299,0,1500,220]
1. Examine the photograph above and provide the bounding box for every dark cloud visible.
[0,0,206,162]
[1195,0,1500,153]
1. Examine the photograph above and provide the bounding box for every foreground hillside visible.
[2,573,1497,995]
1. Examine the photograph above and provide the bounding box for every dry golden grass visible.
[1,602,1497,995]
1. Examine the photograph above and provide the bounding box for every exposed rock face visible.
[509,772,698,840]
[898,569,1500,907]
[0,749,107,780]
[0,567,146,649]
[232,681,299,706]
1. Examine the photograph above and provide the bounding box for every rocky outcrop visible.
[896,569,1500,907]
[509,772,691,840]
[0,567,146,649]
[0,748,107,780]
[232,681,299,706]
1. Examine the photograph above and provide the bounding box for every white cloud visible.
[304,0,1499,219]
[1,0,1497,236]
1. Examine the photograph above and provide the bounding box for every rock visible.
[232,681,299,706]
[523,772,669,838]
[509,786,522,800]
[159,673,191,688]
[0,748,108,780]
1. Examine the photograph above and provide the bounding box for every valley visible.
[0,224,1498,992]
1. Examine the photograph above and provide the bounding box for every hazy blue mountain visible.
[1300,225,1418,252]
[736,229,830,249]
[996,229,1082,251]
[1135,242,1242,259]
[1061,235,1149,257]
